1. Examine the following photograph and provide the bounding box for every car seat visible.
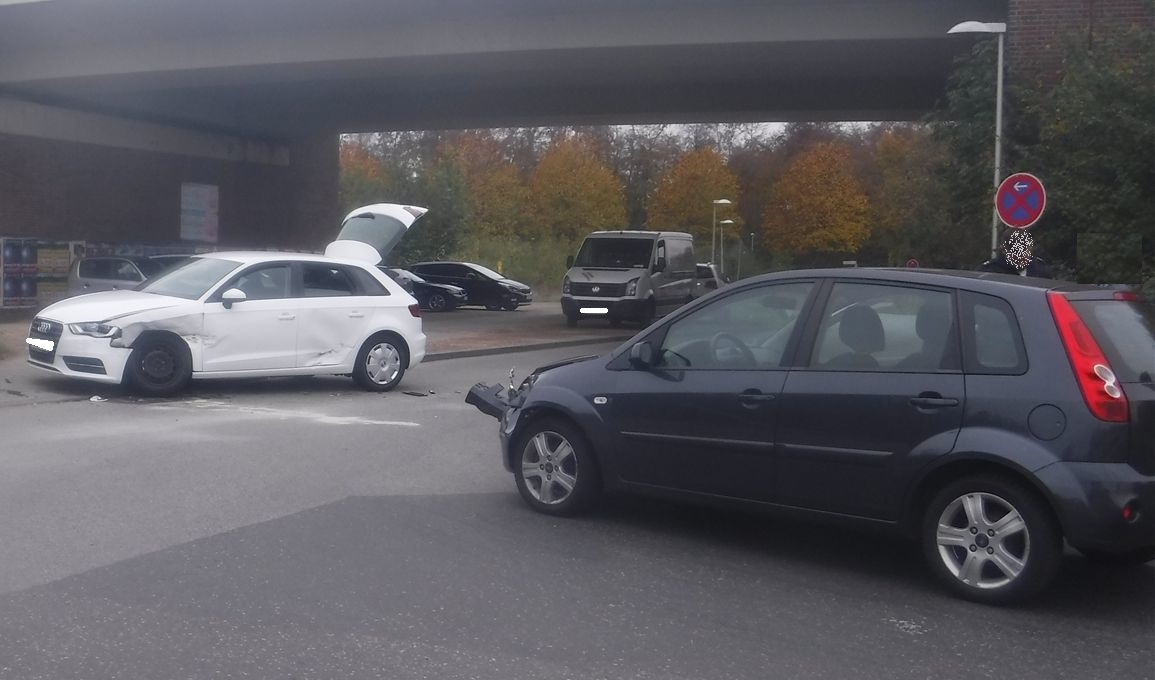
[823,304,884,369]
[895,302,955,371]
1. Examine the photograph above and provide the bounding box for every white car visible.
[26,203,428,396]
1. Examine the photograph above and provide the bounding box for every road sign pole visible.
[991,31,1005,257]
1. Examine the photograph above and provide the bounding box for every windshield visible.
[468,263,504,280]
[1074,299,1155,383]
[137,257,242,300]
[573,237,653,268]
[133,258,168,278]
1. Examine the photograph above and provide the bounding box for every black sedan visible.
[468,268,1155,604]
[408,261,533,311]
[380,266,467,312]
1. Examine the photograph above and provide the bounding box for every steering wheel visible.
[710,332,756,367]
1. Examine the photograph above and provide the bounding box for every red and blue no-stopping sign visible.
[996,172,1047,229]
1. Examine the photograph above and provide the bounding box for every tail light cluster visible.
[408,304,421,318]
[1048,291,1129,422]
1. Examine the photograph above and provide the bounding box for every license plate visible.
[27,337,55,352]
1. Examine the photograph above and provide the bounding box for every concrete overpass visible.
[0,0,1007,256]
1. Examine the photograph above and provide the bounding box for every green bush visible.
[454,234,580,298]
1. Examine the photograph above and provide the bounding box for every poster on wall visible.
[180,183,220,243]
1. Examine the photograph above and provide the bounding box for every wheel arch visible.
[506,399,610,486]
[902,455,1064,540]
[360,329,411,369]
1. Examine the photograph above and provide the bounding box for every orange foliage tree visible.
[338,141,392,211]
[761,142,869,256]
[528,137,626,242]
[646,148,741,244]
[449,131,529,240]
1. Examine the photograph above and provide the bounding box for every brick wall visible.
[0,133,339,251]
[1009,0,1155,81]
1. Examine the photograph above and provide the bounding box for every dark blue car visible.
[468,268,1155,604]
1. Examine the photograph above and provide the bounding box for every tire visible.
[426,292,448,312]
[1078,546,1155,566]
[126,335,192,397]
[565,315,578,328]
[512,417,601,516]
[485,301,502,311]
[609,318,622,328]
[502,301,519,311]
[352,334,408,392]
[922,475,1062,605]
[638,300,656,327]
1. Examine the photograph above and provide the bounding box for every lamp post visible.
[711,199,731,264]
[738,231,754,279]
[948,20,1007,258]
[718,219,734,278]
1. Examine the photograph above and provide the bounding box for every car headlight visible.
[68,322,120,338]
[562,276,571,294]
[625,278,640,296]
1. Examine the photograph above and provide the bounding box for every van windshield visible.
[574,238,653,268]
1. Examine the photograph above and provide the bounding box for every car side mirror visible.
[629,341,655,369]
[653,257,666,273]
[566,255,575,268]
[221,288,247,309]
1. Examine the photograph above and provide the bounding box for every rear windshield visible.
[1074,300,1155,383]
[574,238,653,268]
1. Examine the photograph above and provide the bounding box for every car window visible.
[349,266,389,296]
[658,281,813,370]
[467,263,503,279]
[78,259,111,279]
[962,292,1027,375]
[302,264,356,297]
[811,283,958,372]
[229,264,291,301]
[112,260,144,282]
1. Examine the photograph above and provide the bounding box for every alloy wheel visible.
[935,491,1031,590]
[520,430,578,505]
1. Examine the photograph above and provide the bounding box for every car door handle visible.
[348,311,364,318]
[278,313,296,321]
[909,394,959,409]
[738,389,776,409]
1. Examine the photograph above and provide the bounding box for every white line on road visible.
[148,398,421,427]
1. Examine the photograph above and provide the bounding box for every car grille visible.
[571,282,625,297]
[28,317,63,364]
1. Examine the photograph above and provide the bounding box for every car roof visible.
[194,251,372,268]
[585,230,690,238]
[747,267,1111,295]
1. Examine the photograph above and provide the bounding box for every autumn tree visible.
[527,137,627,242]
[646,148,741,245]
[450,131,529,240]
[762,142,869,260]
[338,141,393,212]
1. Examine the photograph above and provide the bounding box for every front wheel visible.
[352,335,408,392]
[638,300,656,327]
[126,336,192,397]
[502,301,519,311]
[922,475,1061,605]
[513,417,601,516]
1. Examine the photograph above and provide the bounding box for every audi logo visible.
[36,322,51,334]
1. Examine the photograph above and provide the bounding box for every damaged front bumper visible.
[465,382,514,420]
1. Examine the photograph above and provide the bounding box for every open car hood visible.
[324,203,428,264]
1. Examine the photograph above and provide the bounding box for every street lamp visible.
[948,20,1007,257]
[711,199,731,264]
[738,231,754,279]
[718,219,734,278]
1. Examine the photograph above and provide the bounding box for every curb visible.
[424,335,631,362]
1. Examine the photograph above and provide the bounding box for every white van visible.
[561,230,695,327]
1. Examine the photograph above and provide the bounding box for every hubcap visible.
[429,295,445,310]
[365,343,401,384]
[936,492,1030,590]
[142,349,175,381]
[520,430,578,505]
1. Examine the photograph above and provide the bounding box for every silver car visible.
[68,256,168,295]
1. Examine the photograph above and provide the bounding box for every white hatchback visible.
[26,203,428,396]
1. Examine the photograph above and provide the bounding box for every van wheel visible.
[922,475,1061,605]
[565,315,578,328]
[638,300,656,327]
[609,318,622,328]
[127,336,192,397]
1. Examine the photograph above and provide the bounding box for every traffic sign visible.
[996,173,1046,229]
[905,258,919,268]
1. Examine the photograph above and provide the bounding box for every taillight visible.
[1047,291,1129,422]
[408,304,421,318]
[1113,291,1139,302]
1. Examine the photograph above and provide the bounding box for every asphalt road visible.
[0,344,1152,680]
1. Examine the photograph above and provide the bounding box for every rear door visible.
[295,263,376,368]
[775,281,965,520]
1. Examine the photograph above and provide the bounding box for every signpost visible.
[996,173,1046,229]
[905,258,919,268]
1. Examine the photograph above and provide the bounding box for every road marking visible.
[149,398,420,427]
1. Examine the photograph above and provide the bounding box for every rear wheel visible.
[513,417,601,516]
[426,292,449,312]
[922,475,1061,605]
[352,334,408,392]
[127,336,191,397]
